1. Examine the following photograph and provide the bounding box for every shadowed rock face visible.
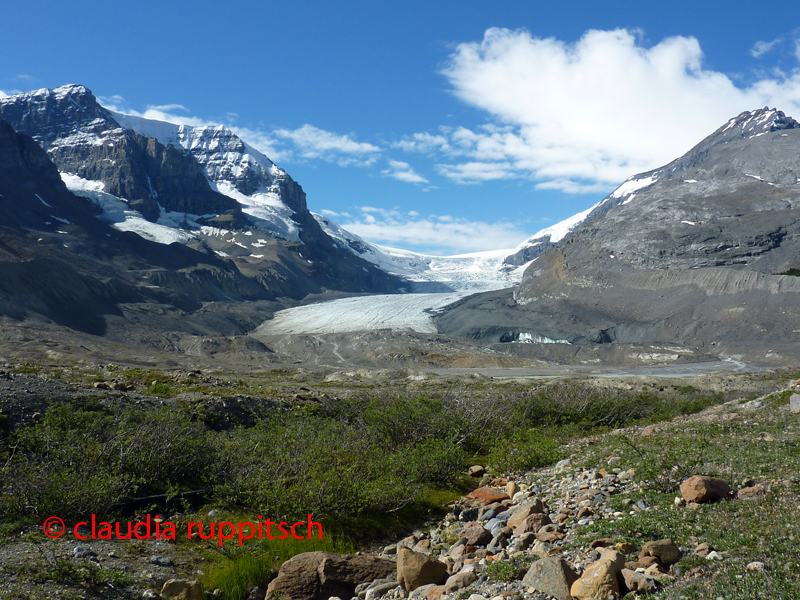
[437,108,800,364]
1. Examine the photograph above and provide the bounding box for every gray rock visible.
[151,555,174,567]
[522,557,578,600]
[73,545,96,559]
[790,394,800,413]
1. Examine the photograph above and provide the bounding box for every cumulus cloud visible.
[397,28,800,190]
[337,207,528,254]
[381,159,429,184]
[751,38,782,58]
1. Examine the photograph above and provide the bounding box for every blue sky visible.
[3,1,800,254]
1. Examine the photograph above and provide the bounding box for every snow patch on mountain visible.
[61,173,195,245]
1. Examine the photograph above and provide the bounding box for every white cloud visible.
[751,38,782,58]
[796,39,800,62]
[437,161,516,183]
[338,207,528,253]
[273,124,381,167]
[402,28,800,190]
[382,159,429,184]
[0,90,8,98]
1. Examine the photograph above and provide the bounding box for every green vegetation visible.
[567,394,800,599]
[778,267,800,276]
[0,369,757,600]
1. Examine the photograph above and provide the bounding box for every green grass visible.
[567,396,800,598]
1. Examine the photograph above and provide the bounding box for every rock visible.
[738,484,768,499]
[615,542,635,554]
[706,551,724,561]
[468,465,486,477]
[576,506,594,518]
[590,538,615,549]
[444,570,478,593]
[150,555,173,567]
[505,481,520,498]
[465,487,510,506]
[513,532,537,552]
[266,552,395,600]
[142,591,159,599]
[462,525,492,547]
[621,569,657,594]
[747,561,765,571]
[618,469,636,482]
[554,458,572,472]
[397,547,449,592]
[160,579,203,600]
[790,394,800,413]
[512,513,551,537]
[680,476,733,503]
[425,585,447,600]
[694,542,711,556]
[640,539,681,566]
[246,587,268,600]
[408,583,437,600]
[570,549,625,600]
[507,500,545,529]
[521,557,578,600]
[530,540,554,559]
[641,425,657,437]
[364,581,400,600]
[535,531,565,543]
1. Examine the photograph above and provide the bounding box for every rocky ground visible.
[2,372,797,600]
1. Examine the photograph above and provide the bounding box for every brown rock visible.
[512,513,551,537]
[522,557,579,600]
[621,569,658,594]
[737,484,768,499]
[426,585,447,600]
[615,542,635,554]
[637,556,661,568]
[556,513,570,525]
[590,538,615,549]
[161,579,203,600]
[462,525,492,547]
[577,506,594,518]
[465,487,510,506]
[641,425,657,437]
[680,476,733,503]
[693,542,711,556]
[640,539,681,567]
[266,552,395,600]
[535,531,566,543]
[507,500,545,529]
[397,547,448,592]
[506,481,520,497]
[570,549,625,600]
[444,570,478,593]
[467,465,485,477]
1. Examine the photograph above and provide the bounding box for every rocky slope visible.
[436,108,800,364]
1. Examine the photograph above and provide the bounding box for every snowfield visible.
[255,293,466,335]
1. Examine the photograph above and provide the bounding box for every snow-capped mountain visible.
[0,85,401,312]
[435,107,800,364]
[314,213,531,292]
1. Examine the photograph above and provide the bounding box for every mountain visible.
[0,85,402,345]
[435,107,800,364]
[314,213,532,292]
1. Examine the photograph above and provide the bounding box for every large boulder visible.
[522,557,578,600]
[462,524,492,547]
[570,549,625,600]
[266,552,396,600]
[507,499,545,530]
[397,547,449,592]
[680,476,733,503]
